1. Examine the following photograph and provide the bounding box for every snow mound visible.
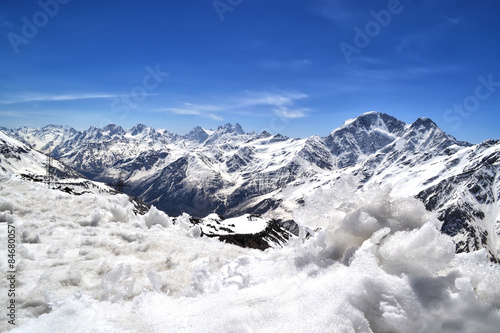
[143,206,172,228]
[2,172,500,333]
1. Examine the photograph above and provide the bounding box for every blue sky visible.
[0,0,499,143]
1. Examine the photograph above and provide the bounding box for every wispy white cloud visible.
[157,90,311,120]
[165,106,224,121]
[344,63,459,81]
[273,107,310,119]
[0,110,61,118]
[236,91,307,109]
[0,93,121,104]
[261,59,312,70]
[445,16,460,24]
[0,111,25,117]
[167,108,201,116]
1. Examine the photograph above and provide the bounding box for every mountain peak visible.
[216,123,245,135]
[131,123,147,130]
[42,124,64,130]
[184,126,210,143]
[411,117,438,130]
[406,117,445,138]
[325,112,408,168]
[102,123,122,130]
[130,123,150,136]
[97,124,125,139]
[397,116,472,153]
[335,111,407,137]
[258,130,272,139]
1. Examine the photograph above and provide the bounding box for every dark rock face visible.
[188,214,292,250]
[183,126,210,143]
[415,149,499,259]
[214,220,291,250]
[324,112,407,168]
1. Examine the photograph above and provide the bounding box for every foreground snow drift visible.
[1,173,500,332]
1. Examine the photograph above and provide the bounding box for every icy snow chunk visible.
[0,211,14,223]
[116,230,141,243]
[90,209,102,226]
[0,199,14,213]
[136,241,150,252]
[294,179,440,233]
[20,229,41,243]
[176,213,192,231]
[19,244,36,260]
[47,244,63,258]
[189,225,202,238]
[78,209,103,227]
[175,212,202,237]
[379,222,455,276]
[108,203,132,222]
[341,210,381,237]
[292,180,443,264]
[453,255,500,307]
[100,264,137,302]
[143,206,172,228]
[60,266,83,287]
[147,270,163,291]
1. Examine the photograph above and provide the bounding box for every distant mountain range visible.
[0,129,291,249]
[2,111,499,260]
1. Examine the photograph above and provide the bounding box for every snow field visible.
[1,172,500,332]
[0,172,249,331]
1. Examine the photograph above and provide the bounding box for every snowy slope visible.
[6,125,79,153]
[0,130,80,179]
[1,171,500,332]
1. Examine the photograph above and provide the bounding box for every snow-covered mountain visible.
[0,130,151,213]
[4,112,500,260]
[1,130,81,181]
[5,124,79,153]
[0,130,290,249]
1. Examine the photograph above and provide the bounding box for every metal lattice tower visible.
[45,152,53,188]
[108,172,131,193]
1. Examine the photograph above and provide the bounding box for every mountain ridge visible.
[2,112,499,260]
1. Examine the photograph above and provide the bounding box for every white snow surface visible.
[1,172,500,332]
[0,131,47,175]
[196,213,269,236]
